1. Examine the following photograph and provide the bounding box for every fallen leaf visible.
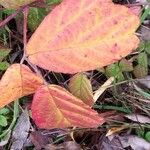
[45,141,82,150]
[106,125,128,136]
[99,136,124,150]
[26,0,139,73]
[10,110,30,150]
[119,135,150,150]
[136,75,150,89]
[44,144,63,150]
[30,131,52,150]
[125,114,150,124]
[68,73,94,106]
[31,85,104,129]
[140,26,150,41]
[0,64,43,108]
[64,141,82,150]
[0,0,37,9]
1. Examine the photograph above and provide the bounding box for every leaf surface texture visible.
[27,0,140,73]
[31,85,104,129]
[0,64,43,108]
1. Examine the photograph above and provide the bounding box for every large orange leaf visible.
[68,73,94,107]
[0,64,43,108]
[31,85,104,129]
[26,0,140,74]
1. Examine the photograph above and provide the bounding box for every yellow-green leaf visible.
[68,73,94,106]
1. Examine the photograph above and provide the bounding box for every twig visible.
[20,6,29,64]
[0,5,27,28]
[19,6,47,84]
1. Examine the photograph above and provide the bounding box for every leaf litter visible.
[0,0,150,149]
[10,110,30,150]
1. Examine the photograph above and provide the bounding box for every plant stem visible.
[20,6,29,64]
[19,5,47,84]
[0,5,27,28]
[93,104,132,114]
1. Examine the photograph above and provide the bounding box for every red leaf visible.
[31,85,104,129]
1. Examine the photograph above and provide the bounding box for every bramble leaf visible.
[31,85,104,129]
[68,73,94,106]
[119,59,133,72]
[26,0,139,73]
[0,64,43,108]
[105,63,124,81]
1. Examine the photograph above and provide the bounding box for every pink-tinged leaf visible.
[31,85,104,129]
[0,64,43,108]
[68,73,94,107]
[26,0,140,74]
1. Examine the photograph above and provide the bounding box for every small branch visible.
[18,4,47,84]
[0,5,27,28]
[0,1,47,85]
[20,6,29,64]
